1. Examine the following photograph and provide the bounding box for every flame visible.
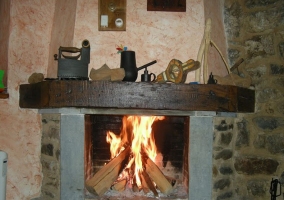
[106,115,165,187]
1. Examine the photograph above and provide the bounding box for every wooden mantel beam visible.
[19,80,255,113]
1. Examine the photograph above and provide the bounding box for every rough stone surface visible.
[253,116,284,131]
[243,6,284,33]
[247,180,267,196]
[256,87,283,103]
[228,48,241,65]
[216,191,233,200]
[215,120,234,131]
[234,157,279,175]
[224,2,242,38]
[244,34,274,59]
[41,144,54,156]
[246,65,267,84]
[265,134,284,154]
[245,0,279,8]
[279,42,284,58]
[220,132,233,146]
[271,64,284,75]
[214,179,231,190]
[41,114,61,200]
[215,149,233,160]
[219,166,233,175]
[235,119,249,148]
[219,0,284,199]
[279,171,284,184]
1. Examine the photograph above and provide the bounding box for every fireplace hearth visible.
[20,80,255,199]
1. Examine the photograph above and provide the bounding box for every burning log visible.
[140,170,158,196]
[111,179,127,192]
[145,157,173,195]
[85,146,131,196]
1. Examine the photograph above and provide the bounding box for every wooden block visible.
[85,146,131,196]
[145,158,173,194]
[140,170,158,196]
[112,179,127,192]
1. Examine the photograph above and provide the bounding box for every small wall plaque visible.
[98,0,126,31]
[147,0,186,12]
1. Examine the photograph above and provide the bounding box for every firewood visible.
[89,64,125,81]
[140,170,158,196]
[111,179,127,192]
[85,146,131,196]
[165,176,177,187]
[132,182,140,193]
[145,158,173,195]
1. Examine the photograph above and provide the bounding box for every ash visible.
[85,183,188,200]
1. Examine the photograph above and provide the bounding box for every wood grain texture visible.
[19,80,255,112]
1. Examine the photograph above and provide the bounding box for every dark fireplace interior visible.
[84,114,189,199]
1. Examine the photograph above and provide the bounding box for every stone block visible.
[253,116,284,131]
[224,2,242,38]
[215,120,234,131]
[216,191,233,200]
[247,180,266,196]
[243,6,284,33]
[235,119,250,148]
[271,64,284,74]
[219,166,233,175]
[246,64,267,84]
[220,132,233,146]
[279,42,284,57]
[228,48,241,65]
[41,143,54,156]
[214,178,231,190]
[215,149,233,160]
[266,134,284,154]
[234,156,279,175]
[245,0,279,8]
[244,34,274,59]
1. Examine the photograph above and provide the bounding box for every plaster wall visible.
[73,0,206,83]
[0,0,55,199]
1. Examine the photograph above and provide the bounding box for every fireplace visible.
[20,80,255,199]
[39,108,235,200]
[84,114,189,199]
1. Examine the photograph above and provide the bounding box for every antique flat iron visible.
[55,39,90,80]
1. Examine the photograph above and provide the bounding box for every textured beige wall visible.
[0,0,55,199]
[73,0,205,83]
[204,0,229,79]
[0,0,227,199]
[47,0,77,78]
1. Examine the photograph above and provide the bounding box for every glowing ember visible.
[106,115,165,187]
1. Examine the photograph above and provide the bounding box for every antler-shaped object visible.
[155,59,200,83]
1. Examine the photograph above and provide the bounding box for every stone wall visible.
[212,117,235,200]
[211,0,284,199]
[40,114,61,200]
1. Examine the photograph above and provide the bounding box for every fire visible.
[106,115,165,187]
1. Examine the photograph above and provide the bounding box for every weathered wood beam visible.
[19,80,255,112]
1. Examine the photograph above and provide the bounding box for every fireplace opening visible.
[84,114,189,199]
